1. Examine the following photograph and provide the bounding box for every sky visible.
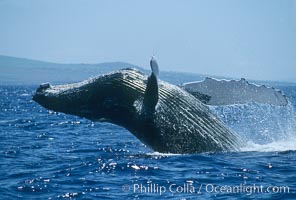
[0,0,296,82]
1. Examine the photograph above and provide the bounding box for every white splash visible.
[147,152,182,157]
[241,137,296,152]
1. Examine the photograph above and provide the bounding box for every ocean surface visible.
[1,85,296,199]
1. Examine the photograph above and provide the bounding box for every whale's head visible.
[33,68,147,125]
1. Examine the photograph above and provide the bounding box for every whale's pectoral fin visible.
[143,73,159,112]
[182,77,288,106]
[143,56,160,113]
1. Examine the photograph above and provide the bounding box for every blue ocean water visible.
[1,85,296,199]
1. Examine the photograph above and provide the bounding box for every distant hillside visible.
[0,55,146,85]
[0,55,205,85]
[0,55,295,86]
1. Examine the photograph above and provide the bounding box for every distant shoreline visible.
[1,55,295,86]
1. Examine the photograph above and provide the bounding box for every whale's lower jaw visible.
[33,68,242,154]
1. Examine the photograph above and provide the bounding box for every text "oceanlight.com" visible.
[122,182,290,196]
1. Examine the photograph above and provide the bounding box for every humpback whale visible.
[33,58,242,154]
